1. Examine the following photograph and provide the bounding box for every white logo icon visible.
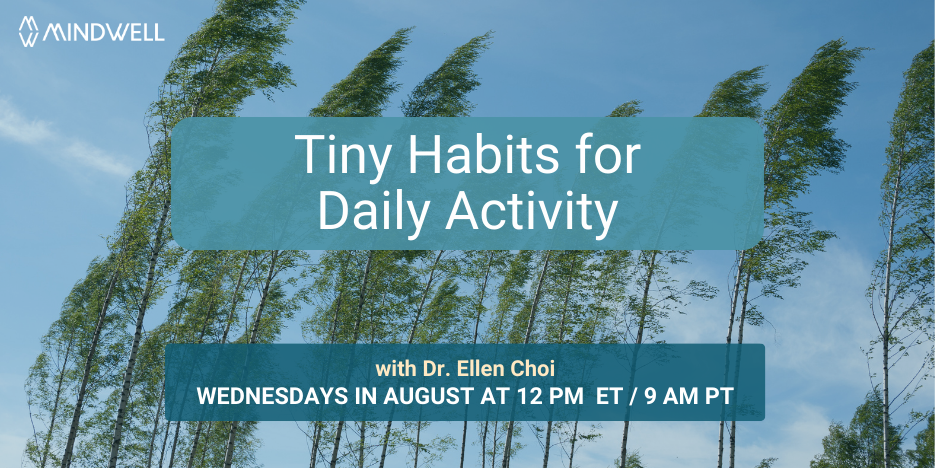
[19,16,38,47]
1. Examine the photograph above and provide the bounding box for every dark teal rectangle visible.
[171,117,763,250]
[165,344,765,422]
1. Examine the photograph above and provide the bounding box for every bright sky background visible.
[0,0,932,467]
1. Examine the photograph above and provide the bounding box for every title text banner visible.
[171,117,763,250]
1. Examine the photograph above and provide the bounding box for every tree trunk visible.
[311,255,350,468]
[460,421,470,468]
[61,260,122,468]
[146,381,166,468]
[220,253,252,346]
[542,421,553,468]
[331,251,375,468]
[568,420,579,468]
[40,336,73,468]
[481,421,489,468]
[461,252,495,468]
[543,254,576,468]
[881,157,903,468]
[503,251,552,468]
[167,420,181,468]
[377,421,393,468]
[186,421,204,468]
[109,197,172,468]
[158,416,171,468]
[620,251,657,467]
[378,251,444,468]
[414,422,422,468]
[310,423,322,468]
[729,271,751,468]
[223,250,281,468]
[491,422,499,468]
[185,255,248,468]
[330,421,346,468]
[359,422,366,468]
[199,422,213,467]
[185,264,226,468]
[717,250,746,468]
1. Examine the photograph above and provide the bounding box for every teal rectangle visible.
[171,117,763,250]
[164,344,765,422]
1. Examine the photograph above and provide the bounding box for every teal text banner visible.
[171,117,764,250]
[164,344,765,422]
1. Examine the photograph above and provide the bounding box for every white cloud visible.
[0,96,133,178]
[0,99,55,145]
[61,141,134,179]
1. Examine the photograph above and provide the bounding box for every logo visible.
[18,16,164,47]
[19,16,38,47]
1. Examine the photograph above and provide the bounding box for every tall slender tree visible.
[457,251,510,468]
[537,251,596,468]
[223,250,306,467]
[49,0,305,465]
[713,40,866,468]
[25,256,131,468]
[303,27,413,467]
[867,42,934,468]
[501,250,551,468]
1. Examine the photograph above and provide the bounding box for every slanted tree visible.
[404,252,464,468]
[501,250,551,468]
[615,251,716,467]
[474,251,530,467]
[25,256,131,468]
[606,97,718,468]
[866,42,934,468]
[456,251,510,468]
[47,0,305,466]
[536,250,597,468]
[223,250,307,468]
[304,28,413,468]
[706,40,866,468]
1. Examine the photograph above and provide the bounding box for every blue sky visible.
[0,0,932,466]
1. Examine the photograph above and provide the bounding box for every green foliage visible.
[402,31,493,117]
[907,414,934,468]
[810,391,905,468]
[763,39,867,207]
[24,257,131,468]
[310,28,413,117]
[553,420,603,466]
[754,457,778,468]
[24,4,903,465]
[861,41,935,468]
[697,67,768,119]
[611,451,646,468]
[458,250,512,344]
[866,41,934,387]
[158,0,305,120]
[608,100,643,117]
[400,421,456,467]
[539,251,598,343]
[706,40,866,333]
